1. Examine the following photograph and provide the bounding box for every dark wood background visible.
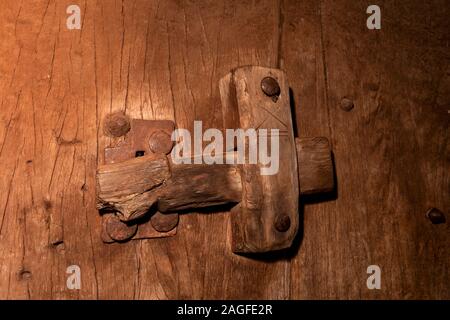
[0,0,448,299]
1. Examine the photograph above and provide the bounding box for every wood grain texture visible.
[0,0,289,299]
[296,137,334,195]
[0,0,448,299]
[281,0,450,299]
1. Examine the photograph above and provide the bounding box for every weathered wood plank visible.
[0,0,289,299]
[149,0,289,299]
[220,66,299,253]
[282,0,450,299]
[1,0,446,300]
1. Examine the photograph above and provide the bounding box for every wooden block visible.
[96,154,242,221]
[158,160,242,212]
[296,137,334,195]
[219,66,299,253]
[96,154,170,221]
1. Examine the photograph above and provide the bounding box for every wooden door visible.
[0,0,448,299]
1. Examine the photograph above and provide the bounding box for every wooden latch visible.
[96,66,334,253]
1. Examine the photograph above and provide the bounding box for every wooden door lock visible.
[96,66,334,253]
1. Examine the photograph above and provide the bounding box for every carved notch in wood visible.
[96,66,335,253]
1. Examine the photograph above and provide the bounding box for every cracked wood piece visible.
[96,154,170,221]
[296,137,334,195]
[220,66,299,253]
[158,160,242,212]
[104,214,138,242]
[96,154,242,221]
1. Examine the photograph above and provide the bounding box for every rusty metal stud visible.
[340,98,354,112]
[151,211,179,232]
[274,214,291,232]
[103,112,131,137]
[426,208,446,224]
[149,130,173,155]
[261,77,281,102]
[101,215,115,243]
[105,214,137,242]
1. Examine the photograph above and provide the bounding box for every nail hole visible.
[19,270,32,280]
[135,151,145,157]
[52,241,65,253]
[43,199,52,210]
[52,240,64,246]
